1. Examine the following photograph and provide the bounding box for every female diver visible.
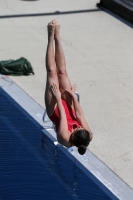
[45,20,93,155]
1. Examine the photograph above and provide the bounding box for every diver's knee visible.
[57,67,67,75]
[47,67,57,76]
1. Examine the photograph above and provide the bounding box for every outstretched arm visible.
[65,85,93,140]
[50,83,70,145]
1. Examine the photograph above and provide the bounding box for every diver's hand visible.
[50,83,61,100]
[65,84,77,97]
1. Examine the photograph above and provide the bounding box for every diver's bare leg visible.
[45,20,59,117]
[54,21,73,107]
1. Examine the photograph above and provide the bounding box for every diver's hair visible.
[73,129,91,155]
[78,145,86,155]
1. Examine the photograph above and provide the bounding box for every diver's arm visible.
[72,96,93,140]
[65,85,93,140]
[50,83,69,145]
[56,97,69,142]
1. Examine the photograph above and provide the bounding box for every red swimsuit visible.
[49,99,81,133]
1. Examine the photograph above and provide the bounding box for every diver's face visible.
[75,126,84,131]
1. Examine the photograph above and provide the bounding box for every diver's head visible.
[71,127,92,155]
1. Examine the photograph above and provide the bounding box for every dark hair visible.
[72,129,91,155]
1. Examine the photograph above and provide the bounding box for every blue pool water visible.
[0,88,112,200]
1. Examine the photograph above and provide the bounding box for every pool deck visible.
[0,0,133,190]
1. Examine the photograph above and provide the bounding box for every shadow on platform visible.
[0,8,101,19]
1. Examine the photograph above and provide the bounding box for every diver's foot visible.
[54,20,60,40]
[47,20,56,39]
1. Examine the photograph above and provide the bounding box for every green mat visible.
[0,57,34,76]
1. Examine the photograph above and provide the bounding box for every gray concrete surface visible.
[0,0,133,189]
